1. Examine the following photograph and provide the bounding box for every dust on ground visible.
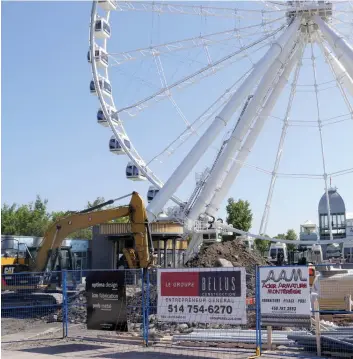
[1,318,44,337]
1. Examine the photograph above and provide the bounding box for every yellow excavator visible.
[1,192,155,306]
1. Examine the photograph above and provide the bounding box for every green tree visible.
[275,229,297,251]
[254,234,271,256]
[1,203,17,235]
[285,229,297,251]
[226,198,253,232]
[1,195,130,240]
[1,196,50,236]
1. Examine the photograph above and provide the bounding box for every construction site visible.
[2,186,353,358]
[2,0,353,358]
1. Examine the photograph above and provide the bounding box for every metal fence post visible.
[62,270,68,338]
[255,265,262,355]
[145,269,150,347]
[141,268,147,346]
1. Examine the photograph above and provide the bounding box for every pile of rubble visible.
[185,238,272,296]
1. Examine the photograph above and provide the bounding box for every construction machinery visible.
[1,239,31,273]
[1,191,155,306]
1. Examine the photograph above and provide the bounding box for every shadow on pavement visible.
[20,343,106,355]
[92,349,251,359]
[94,352,220,359]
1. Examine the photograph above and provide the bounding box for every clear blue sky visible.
[2,1,353,236]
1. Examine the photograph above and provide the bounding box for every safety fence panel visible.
[61,267,261,358]
[65,269,145,343]
[7,266,353,358]
[144,267,261,358]
[258,264,353,359]
[1,270,66,342]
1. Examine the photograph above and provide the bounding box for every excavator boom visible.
[1,192,153,311]
[34,192,152,272]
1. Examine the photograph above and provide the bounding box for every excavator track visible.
[1,291,63,312]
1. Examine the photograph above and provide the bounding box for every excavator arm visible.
[33,192,153,272]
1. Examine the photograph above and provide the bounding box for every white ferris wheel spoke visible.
[329,168,353,177]
[108,17,286,66]
[146,69,253,166]
[118,42,271,119]
[116,24,287,117]
[259,41,304,236]
[307,28,334,241]
[115,1,286,19]
[153,52,195,132]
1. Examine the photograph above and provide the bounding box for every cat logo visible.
[3,266,15,274]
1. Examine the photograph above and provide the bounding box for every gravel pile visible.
[185,238,272,296]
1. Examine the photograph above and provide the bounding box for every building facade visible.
[318,187,346,240]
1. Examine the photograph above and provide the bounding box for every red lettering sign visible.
[161,272,199,296]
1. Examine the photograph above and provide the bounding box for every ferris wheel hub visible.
[286,1,332,25]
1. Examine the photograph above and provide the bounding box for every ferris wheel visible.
[88,0,353,246]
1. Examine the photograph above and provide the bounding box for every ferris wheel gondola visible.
[94,18,111,39]
[126,162,147,181]
[147,186,159,203]
[90,77,111,97]
[109,135,131,155]
[87,46,108,68]
[97,105,115,127]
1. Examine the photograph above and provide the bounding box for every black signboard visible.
[199,270,241,297]
[86,271,128,331]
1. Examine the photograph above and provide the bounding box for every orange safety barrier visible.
[246,297,255,305]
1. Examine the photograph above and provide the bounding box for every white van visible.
[268,242,288,264]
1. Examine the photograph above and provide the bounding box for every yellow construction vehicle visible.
[1,192,155,299]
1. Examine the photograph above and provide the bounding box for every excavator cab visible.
[2,245,77,292]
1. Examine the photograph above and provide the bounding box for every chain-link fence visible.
[2,265,353,358]
[143,267,259,357]
[257,264,353,358]
[1,270,68,342]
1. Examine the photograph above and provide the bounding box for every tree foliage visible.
[1,196,50,237]
[1,195,130,240]
[225,198,253,232]
[254,234,271,256]
[275,229,297,251]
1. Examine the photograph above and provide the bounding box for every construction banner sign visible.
[157,267,247,324]
[259,266,311,327]
[86,271,128,331]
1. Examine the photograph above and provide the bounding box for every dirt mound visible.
[185,238,272,297]
[185,238,270,269]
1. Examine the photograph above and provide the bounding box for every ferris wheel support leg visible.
[315,34,353,100]
[313,15,353,80]
[207,41,303,220]
[187,19,301,222]
[146,17,302,221]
